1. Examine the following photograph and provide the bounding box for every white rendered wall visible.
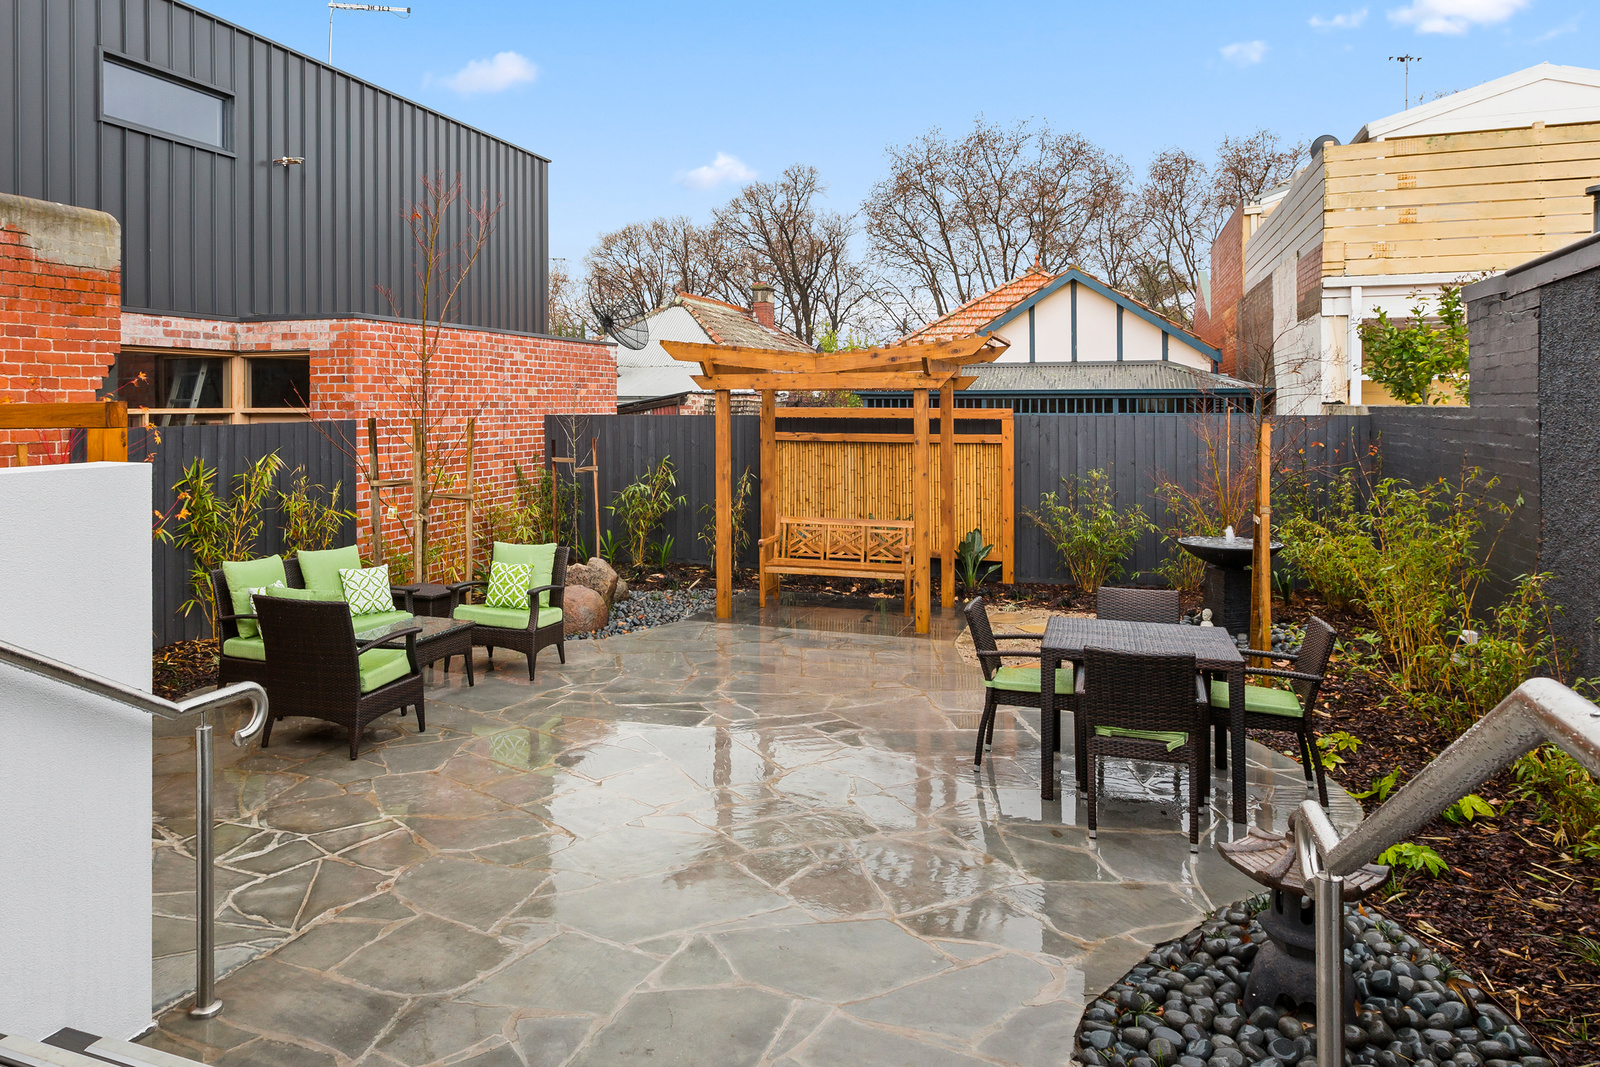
[993,282,1214,370]
[0,462,154,1039]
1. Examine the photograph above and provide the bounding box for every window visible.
[102,350,311,426]
[102,59,227,149]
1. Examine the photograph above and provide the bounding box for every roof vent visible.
[1310,135,1340,159]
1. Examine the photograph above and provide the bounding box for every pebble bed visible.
[568,589,718,640]
[1075,902,1553,1067]
[1180,611,1304,657]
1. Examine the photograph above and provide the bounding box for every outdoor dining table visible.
[1038,616,1250,824]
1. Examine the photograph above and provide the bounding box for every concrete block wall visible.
[0,194,122,464]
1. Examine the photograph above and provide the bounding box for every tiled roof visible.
[677,293,812,352]
[897,268,1056,345]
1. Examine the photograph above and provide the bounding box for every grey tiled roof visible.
[965,361,1256,392]
[678,294,812,352]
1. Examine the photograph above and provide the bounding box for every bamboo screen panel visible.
[774,439,1010,558]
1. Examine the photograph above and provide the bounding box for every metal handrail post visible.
[1295,802,1345,1067]
[0,638,268,1020]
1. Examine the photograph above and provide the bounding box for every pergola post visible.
[913,387,931,634]
[759,390,776,606]
[715,388,732,619]
[939,382,955,610]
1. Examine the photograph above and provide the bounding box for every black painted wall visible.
[0,0,548,332]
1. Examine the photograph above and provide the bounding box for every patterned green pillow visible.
[339,565,394,615]
[485,561,534,609]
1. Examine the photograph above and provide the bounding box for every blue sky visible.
[197,0,1597,269]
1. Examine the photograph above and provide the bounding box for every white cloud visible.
[1388,0,1529,34]
[1310,8,1369,29]
[1219,40,1269,66]
[442,51,537,94]
[677,152,756,191]
[1529,18,1579,42]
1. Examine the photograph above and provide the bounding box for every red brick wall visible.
[122,312,617,578]
[1199,207,1245,377]
[0,195,122,464]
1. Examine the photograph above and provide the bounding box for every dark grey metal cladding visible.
[0,0,547,333]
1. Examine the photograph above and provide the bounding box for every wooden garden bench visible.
[759,515,914,612]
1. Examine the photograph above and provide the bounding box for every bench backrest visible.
[776,516,911,563]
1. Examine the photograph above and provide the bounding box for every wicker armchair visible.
[254,596,424,760]
[1080,646,1210,850]
[1207,616,1336,805]
[451,545,568,680]
[211,558,306,690]
[1096,586,1182,623]
[963,597,1075,767]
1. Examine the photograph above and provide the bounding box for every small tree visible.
[1360,284,1468,405]
[278,467,354,554]
[697,467,754,576]
[169,453,283,637]
[608,456,686,572]
[1027,469,1155,593]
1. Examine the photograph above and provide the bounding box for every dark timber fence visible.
[552,414,1377,585]
[139,421,359,647]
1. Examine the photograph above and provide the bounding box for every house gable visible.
[1355,63,1600,142]
[615,305,712,400]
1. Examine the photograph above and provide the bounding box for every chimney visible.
[751,283,775,328]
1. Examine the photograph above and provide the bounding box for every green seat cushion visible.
[352,610,413,635]
[260,585,345,602]
[222,636,266,661]
[1210,680,1304,719]
[298,545,362,596]
[454,603,563,630]
[358,648,413,693]
[985,666,1073,693]
[492,542,557,607]
[1094,726,1189,752]
[221,556,288,638]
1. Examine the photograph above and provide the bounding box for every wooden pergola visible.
[662,334,1008,634]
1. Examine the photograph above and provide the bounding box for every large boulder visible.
[566,557,618,611]
[562,585,609,635]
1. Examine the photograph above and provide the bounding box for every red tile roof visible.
[896,268,1056,345]
[677,292,812,352]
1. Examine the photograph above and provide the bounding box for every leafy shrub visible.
[1378,841,1448,877]
[1317,730,1362,771]
[609,456,687,572]
[1359,284,1468,405]
[697,467,754,575]
[168,452,283,637]
[1027,469,1155,593]
[1441,793,1495,824]
[1514,746,1600,860]
[277,467,354,555]
[956,528,998,598]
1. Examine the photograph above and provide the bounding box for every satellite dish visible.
[590,302,650,351]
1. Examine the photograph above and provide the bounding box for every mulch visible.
[153,639,218,701]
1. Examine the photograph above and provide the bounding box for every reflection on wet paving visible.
[145,604,1360,1066]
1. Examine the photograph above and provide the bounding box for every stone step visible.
[0,1031,198,1067]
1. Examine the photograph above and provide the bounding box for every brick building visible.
[0,0,615,564]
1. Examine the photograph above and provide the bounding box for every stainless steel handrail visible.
[0,637,268,1019]
[1292,677,1600,1067]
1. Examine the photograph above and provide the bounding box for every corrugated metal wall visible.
[137,420,359,647]
[0,0,547,332]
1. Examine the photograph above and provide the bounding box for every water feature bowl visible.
[1177,535,1282,637]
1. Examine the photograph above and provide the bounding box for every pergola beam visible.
[664,335,999,376]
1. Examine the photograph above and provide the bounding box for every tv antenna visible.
[1389,54,1421,110]
[589,302,650,351]
[328,3,410,66]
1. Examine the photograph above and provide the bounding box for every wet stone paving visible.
[145,602,1361,1067]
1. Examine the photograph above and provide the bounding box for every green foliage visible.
[477,463,584,581]
[1027,469,1156,593]
[956,528,998,598]
[697,467,754,576]
[598,529,622,566]
[1514,746,1600,860]
[170,452,284,637]
[1378,841,1449,877]
[1567,935,1600,968]
[277,467,355,555]
[1359,284,1469,405]
[1441,793,1496,824]
[1317,730,1362,772]
[653,534,675,570]
[1353,768,1400,802]
[609,456,687,572]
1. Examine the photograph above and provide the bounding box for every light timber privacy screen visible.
[772,408,1014,580]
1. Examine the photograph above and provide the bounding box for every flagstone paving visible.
[145,602,1361,1067]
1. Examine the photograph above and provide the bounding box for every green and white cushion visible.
[1209,680,1303,719]
[298,545,362,595]
[492,542,557,607]
[221,556,288,638]
[485,561,534,609]
[340,565,394,615]
[454,603,563,631]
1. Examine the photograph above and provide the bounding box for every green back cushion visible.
[492,542,557,607]
[260,585,345,602]
[221,556,288,639]
[299,545,362,595]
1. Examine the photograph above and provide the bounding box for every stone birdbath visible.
[1177,532,1282,638]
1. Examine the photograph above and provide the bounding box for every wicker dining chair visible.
[1207,616,1337,805]
[1095,586,1182,624]
[450,544,569,681]
[1080,646,1210,850]
[963,597,1075,767]
[254,596,425,760]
